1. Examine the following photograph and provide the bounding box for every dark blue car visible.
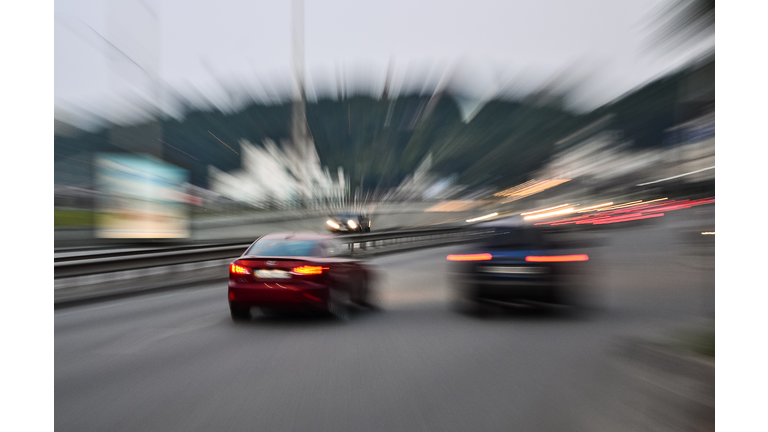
[447,218,589,315]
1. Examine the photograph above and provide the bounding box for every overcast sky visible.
[54,0,711,126]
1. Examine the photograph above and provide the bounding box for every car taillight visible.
[525,254,589,262]
[292,265,327,275]
[230,263,251,274]
[447,253,493,261]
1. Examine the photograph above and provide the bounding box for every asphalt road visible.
[55,206,715,431]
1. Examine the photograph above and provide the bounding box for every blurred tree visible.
[649,0,715,49]
[58,64,712,195]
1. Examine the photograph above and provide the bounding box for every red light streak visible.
[447,253,492,261]
[526,254,589,262]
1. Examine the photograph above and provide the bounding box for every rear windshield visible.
[481,228,545,249]
[245,240,320,257]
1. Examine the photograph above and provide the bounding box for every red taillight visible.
[526,254,589,262]
[292,265,327,275]
[230,263,250,274]
[447,253,492,261]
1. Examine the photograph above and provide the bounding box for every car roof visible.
[258,232,336,241]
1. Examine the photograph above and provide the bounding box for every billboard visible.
[95,154,190,239]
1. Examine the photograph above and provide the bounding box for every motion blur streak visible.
[592,213,665,224]
[520,204,570,215]
[523,208,574,220]
[494,179,572,203]
[54,0,715,428]
[525,254,589,262]
[595,200,644,211]
[636,166,715,186]
[534,197,713,226]
[638,197,669,205]
[575,202,613,212]
[466,213,499,222]
[447,253,492,261]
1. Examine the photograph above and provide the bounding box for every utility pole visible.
[289,0,326,205]
[291,0,309,153]
[105,0,162,158]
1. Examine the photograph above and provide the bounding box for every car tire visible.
[230,304,251,322]
[357,278,380,310]
[327,287,351,320]
[455,298,489,317]
[452,287,489,317]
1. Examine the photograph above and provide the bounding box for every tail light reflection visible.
[525,254,589,262]
[447,253,493,261]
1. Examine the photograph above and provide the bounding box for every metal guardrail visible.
[338,226,471,253]
[54,226,484,280]
[54,240,256,263]
[54,244,254,279]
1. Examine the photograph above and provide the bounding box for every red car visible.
[228,233,376,321]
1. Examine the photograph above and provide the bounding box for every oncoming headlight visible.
[327,220,340,229]
[347,220,358,229]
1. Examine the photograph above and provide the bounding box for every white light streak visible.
[636,167,715,186]
[523,208,574,220]
[520,204,569,216]
[466,212,499,223]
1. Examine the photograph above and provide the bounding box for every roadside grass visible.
[55,209,266,226]
[55,210,95,227]
[676,327,715,358]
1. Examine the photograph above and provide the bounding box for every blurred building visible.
[207,0,347,210]
[533,112,713,198]
[532,54,714,199]
[383,154,466,202]
[208,138,346,209]
[675,53,715,124]
[659,112,715,183]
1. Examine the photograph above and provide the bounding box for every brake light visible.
[526,254,589,262]
[230,263,251,274]
[292,265,327,275]
[447,253,492,261]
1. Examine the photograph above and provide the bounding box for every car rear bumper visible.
[228,281,328,309]
[461,279,558,303]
